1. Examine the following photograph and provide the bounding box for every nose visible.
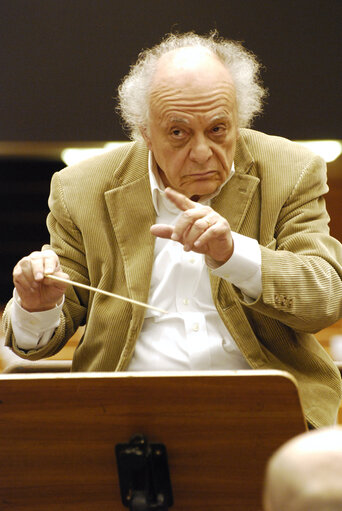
[189,134,213,164]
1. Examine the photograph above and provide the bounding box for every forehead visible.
[149,83,236,126]
[149,48,236,124]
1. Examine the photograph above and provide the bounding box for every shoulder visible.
[48,140,149,222]
[239,128,324,170]
[237,129,327,197]
[53,140,149,194]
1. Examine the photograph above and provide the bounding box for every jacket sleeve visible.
[3,171,89,360]
[239,154,342,332]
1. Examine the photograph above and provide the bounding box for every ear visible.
[139,126,153,151]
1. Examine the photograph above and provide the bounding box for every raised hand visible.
[150,187,234,265]
[12,249,69,312]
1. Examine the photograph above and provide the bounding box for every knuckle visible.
[216,218,227,230]
[183,210,193,220]
[19,256,31,268]
[29,251,42,259]
[12,266,20,279]
[194,218,204,228]
[42,249,57,257]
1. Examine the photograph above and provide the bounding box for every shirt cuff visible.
[11,289,63,350]
[208,232,262,300]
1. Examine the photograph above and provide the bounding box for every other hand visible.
[12,249,69,312]
[150,188,234,265]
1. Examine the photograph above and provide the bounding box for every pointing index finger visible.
[164,187,197,211]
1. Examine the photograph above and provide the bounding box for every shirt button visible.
[189,257,196,264]
[183,298,189,305]
[192,323,199,332]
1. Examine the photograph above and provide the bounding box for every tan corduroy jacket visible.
[4,128,342,427]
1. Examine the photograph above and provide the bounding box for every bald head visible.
[150,46,235,95]
[263,427,342,511]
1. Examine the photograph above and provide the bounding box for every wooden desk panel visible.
[0,371,306,511]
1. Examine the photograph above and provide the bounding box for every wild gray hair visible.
[117,31,267,140]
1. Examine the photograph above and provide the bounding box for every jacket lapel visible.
[211,133,260,232]
[104,163,156,307]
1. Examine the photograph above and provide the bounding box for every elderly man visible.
[263,426,342,511]
[3,32,342,428]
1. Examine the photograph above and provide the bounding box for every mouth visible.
[186,170,218,180]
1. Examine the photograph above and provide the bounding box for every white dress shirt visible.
[11,152,262,370]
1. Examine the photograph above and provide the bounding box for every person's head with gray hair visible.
[117,31,267,141]
[263,426,342,511]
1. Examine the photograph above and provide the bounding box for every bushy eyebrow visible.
[209,114,231,124]
[167,114,231,128]
[168,117,190,125]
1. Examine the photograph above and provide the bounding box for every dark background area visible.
[0,0,341,302]
[0,0,341,142]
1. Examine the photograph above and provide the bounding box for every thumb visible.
[150,224,174,239]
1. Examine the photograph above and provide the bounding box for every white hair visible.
[117,31,267,140]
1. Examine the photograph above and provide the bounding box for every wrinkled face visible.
[142,49,239,199]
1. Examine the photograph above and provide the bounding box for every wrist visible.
[20,303,58,313]
[210,243,234,268]
[19,296,63,313]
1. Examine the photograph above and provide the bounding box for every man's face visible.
[142,51,238,199]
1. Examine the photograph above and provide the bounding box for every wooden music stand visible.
[0,370,306,510]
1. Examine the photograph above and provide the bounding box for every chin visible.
[188,181,220,197]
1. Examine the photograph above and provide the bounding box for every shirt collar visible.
[148,151,235,215]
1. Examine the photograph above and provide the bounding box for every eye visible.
[171,128,185,137]
[169,127,189,144]
[211,125,226,135]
